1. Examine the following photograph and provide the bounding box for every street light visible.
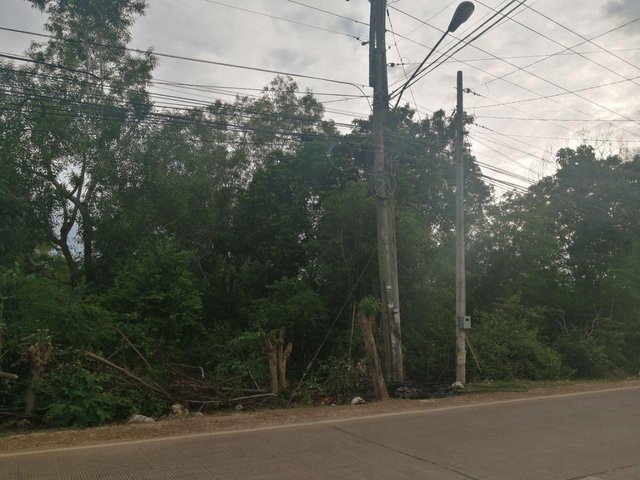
[392,1,475,110]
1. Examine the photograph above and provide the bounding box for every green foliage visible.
[247,278,328,365]
[107,238,204,362]
[308,356,369,401]
[39,352,165,428]
[1,0,639,431]
[357,296,381,317]
[41,364,128,427]
[468,297,562,381]
[553,333,615,378]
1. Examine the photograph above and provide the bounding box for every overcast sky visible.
[2,0,640,192]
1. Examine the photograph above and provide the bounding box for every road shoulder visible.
[2,379,638,454]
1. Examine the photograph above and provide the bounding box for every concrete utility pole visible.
[369,0,404,382]
[455,70,467,386]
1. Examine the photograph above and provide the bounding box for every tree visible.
[11,0,155,285]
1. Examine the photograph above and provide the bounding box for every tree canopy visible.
[1,0,639,428]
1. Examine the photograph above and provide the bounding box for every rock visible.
[351,396,366,405]
[15,419,35,429]
[395,386,419,399]
[170,403,189,416]
[127,414,155,424]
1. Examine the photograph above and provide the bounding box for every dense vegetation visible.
[1,0,639,427]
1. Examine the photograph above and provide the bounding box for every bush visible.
[468,296,562,381]
[553,333,614,378]
[312,356,369,400]
[40,357,165,428]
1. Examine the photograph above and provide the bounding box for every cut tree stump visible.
[356,310,389,401]
[24,342,53,416]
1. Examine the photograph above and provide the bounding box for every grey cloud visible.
[604,0,640,21]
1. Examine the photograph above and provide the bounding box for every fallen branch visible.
[229,393,277,403]
[84,351,173,400]
[219,386,268,394]
[114,326,152,370]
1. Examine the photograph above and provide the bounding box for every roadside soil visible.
[1,379,638,454]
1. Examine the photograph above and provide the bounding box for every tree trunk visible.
[262,327,292,394]
[277,338,292,391]
[81,210,95,283]
[356,310,389,401]
[24,342,53,416]
[263,333,279,394]
[55,227,78,287]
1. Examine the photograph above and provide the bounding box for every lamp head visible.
[447,1,475,33]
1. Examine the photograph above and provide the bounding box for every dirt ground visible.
[1,379,639,454]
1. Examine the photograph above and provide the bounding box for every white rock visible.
[171,403,189,416]
[127,414,155,424]
[351,396,366,405]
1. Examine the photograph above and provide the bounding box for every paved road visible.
[2,386,639,480]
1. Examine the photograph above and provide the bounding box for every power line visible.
[202,0,368,43]
[521,1,640,74]
[284,0,369,27]
[0,25,372,107]
[476,115,640,123]
[385,6,640,140]
[390,0,526,96]
[470,135,541,177]
[480,173,529,193]
[470,128,640,144]
[471,123,548,153]
[0,58,372,127]
[386,9,422,120]
[469,75,640,110]
[473,0,640,90]
[0,86,345,143]
[0,52,99,79]
[472,15,640,90]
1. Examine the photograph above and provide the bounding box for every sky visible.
[2,0,640,194]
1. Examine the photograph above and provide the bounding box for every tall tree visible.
[11,0,155,285]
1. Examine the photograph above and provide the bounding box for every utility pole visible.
[369,0,403,382]
[454,70,467,386]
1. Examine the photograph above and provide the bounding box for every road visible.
[1,386,639,479]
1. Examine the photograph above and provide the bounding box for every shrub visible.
[553,333,614,378]
[40,357,165,428]
[468,296,561,381]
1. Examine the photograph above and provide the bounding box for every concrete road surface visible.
[1,386,639,479]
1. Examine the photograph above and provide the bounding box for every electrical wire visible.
[521,1,640,74]
[386,6,640,141]
[284,0,369,28]
[0,25,372,109]
[473,0,640,90]
[386,8,422,119]
[286,247,378,408]
[469,75,640,110]
[389,0,525,94]
[472,15,640,90]
[202,0,368,43]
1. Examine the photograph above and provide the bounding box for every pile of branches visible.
[84,351,278,411]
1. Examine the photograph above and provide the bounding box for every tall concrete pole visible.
[455,70,467,386]
[370,0,403,382]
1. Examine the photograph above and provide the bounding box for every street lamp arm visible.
[390,30,448,110]
[389,2,474,111]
